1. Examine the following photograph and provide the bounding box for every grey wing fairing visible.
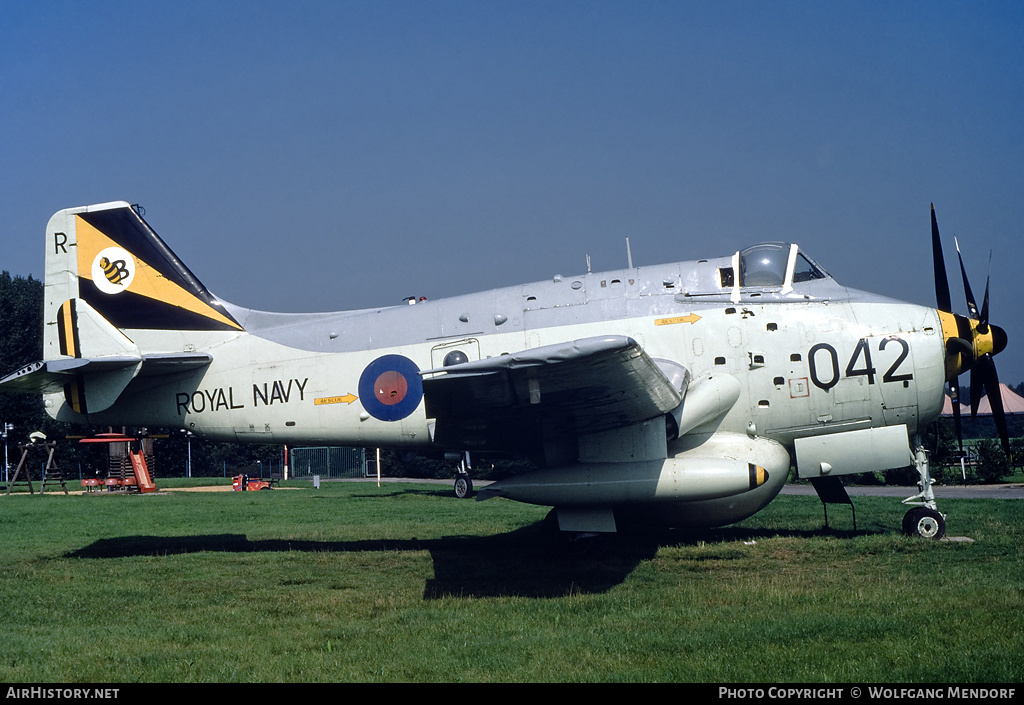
[421,335,686,451]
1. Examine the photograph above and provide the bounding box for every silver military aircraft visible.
[0,201,1009,539]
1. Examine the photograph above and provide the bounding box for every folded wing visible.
[422,335,686,450]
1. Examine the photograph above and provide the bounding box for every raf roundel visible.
[358,355,424,422]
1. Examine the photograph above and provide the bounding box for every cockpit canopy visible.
[739,242,827,288]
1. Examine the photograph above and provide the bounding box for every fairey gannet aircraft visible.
[0,202,1009,539]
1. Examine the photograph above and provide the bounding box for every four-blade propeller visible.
[931,204,1010,456]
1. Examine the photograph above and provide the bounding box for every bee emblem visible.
[91,246,136,294]
[99,257,130,285]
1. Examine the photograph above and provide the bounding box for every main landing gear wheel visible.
[903,507,946,540]
[454,473,473,499]
[452,451,474,498]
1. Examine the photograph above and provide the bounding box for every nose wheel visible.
[902,437,946,539]
[903,506,946,539]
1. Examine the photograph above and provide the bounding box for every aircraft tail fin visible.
[0,202,235,416]
[44,201,242,360]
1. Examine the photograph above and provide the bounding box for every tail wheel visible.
[903,507,946,540]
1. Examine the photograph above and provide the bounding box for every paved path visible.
[780,483,1024,499]
[344,476,1024,499]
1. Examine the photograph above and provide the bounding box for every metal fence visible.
[289,447,367,479]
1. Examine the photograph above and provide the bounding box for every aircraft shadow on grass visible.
[64,520,869,600]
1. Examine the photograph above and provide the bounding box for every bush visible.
[974,438,1011,484]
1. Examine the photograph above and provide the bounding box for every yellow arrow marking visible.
[315,394,358,406]
[655,314,702,326]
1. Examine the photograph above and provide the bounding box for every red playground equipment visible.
[232,474,277,491]
[79,433,158,493]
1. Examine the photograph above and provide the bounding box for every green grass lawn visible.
[1,480,1021,683]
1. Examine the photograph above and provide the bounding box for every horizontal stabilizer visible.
[2,292,216,413]
[0,352,212,411]
[0,358,135,395]
[135,352,214,375]
[0,361,67,395]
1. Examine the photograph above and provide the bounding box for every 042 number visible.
[808,337,912,392]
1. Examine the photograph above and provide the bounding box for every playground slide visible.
[128,451,157,493]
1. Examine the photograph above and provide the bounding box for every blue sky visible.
[2,1,1022,383]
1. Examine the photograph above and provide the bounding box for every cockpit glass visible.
[739,243,788,287]
[739,243,827,287]
[792,252,826,283]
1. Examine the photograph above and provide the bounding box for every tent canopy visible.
[941,383,1024,416]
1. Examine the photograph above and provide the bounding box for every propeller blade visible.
[955,237,980,320]
[931,204,952,313]
[981,359,1011,456]
[979,251,992,330]
[970,364,984,418]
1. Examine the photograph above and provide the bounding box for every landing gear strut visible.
[902,436,946,539]
[453,451,473,499]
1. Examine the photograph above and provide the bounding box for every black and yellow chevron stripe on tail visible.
[64,376,87,415]
[55,299,97,414]
[74,207,243,332]
[56,299,81,358]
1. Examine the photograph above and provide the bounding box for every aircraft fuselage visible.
[49,250,947,457]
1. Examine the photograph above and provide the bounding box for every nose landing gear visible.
[902,437,946,539]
